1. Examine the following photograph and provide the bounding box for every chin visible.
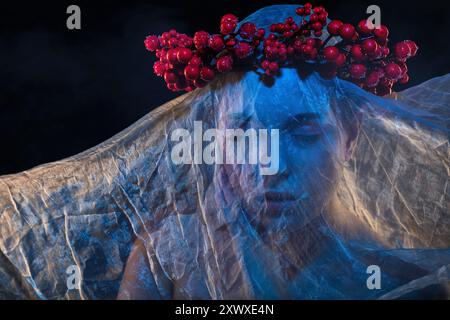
[255,201,311,234]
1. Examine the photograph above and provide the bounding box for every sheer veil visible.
[0,5,448,299]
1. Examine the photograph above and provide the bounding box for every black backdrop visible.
[0,0,449,175]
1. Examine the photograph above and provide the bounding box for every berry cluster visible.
[144,3,418,96]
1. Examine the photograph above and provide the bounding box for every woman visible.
[0,5,449,299]
[116,68,450,299]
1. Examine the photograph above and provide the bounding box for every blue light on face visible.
[230,69,344,232]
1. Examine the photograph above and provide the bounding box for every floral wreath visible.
[144,3,418,96]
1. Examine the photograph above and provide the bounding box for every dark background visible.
[0,0,449,175]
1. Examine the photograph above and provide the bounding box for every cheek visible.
[224,130,342,202]
[286,133,341,199]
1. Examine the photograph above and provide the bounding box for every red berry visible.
[318,12,328,23]
[285,16,295,24]
[221,21,237,35]
[374,25,389,40]
[168,37,179,48]
[287,46,295,56]
[164,70,178,84]
[174,78,188,91]
[161,32,170,41]
[153,61,166,76]
[293,38,302,48]
[349,64,367,79]
[305,38,316,47]
[357,20,373,36]
[178,34,193,48]
[264,46,276,59]
[209,35,225,51]
[239,22,257,39]
[221,14,238,24]
[397,62,408,76]
[374,68,385,78]
[369,45,383,59]
[216,55,233,73]
[256,28,265,39]
[395,42,411,60]
[166,49,179,65]
[384,63,402,80]
[404,40,419,57]
[144,35,160,52]
[167,83,176,91]
[283,22,292,31]
[327,20,343,36]
[200,67,215,81]
[339,23,356,41]
[400,74,410,84]
[269,62,279,72]
[296,7,305,16]
[194,31,209,50]
[226,38,237,47]
[261,60,270,69]
[335,53,347,67]
[312,22,323,31]
[362,39,378,54]
[156,49,165,59]
[365,72,380,88]
[235,42,253,59]
[184,65,200,80]
[314,6,324,14]
[278,47,288,60]
[189,56,203,67]
[270,23,284,33]
[177,48,193,64]
[380,78,393,87]
[302,45,317,60]
[193,79,207,88]
[351,45,366,62]
[323,46,340,62]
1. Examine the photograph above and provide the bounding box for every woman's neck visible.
[324,192,388,248]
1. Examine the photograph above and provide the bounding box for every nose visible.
[262,145,289,188]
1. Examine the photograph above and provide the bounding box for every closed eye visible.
[282,113,323,136]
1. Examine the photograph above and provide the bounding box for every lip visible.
[264,191,297,202]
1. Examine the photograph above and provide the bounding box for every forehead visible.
[245,69,333,128]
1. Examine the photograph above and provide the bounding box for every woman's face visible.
[221,70,348,238]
